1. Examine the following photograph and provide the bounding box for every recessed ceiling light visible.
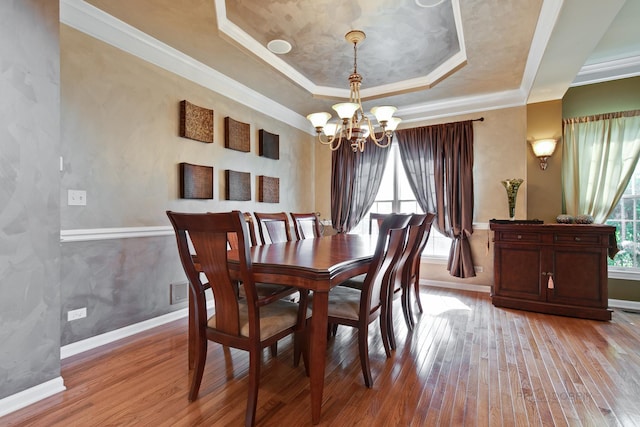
[267,39,292,55]
[415,0,445,7]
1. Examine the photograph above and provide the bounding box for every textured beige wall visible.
[61,26,315,230]
[526,101,563,223]
[314,139,333,224]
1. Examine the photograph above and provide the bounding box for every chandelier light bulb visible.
[306,112,331,130]
[371,106,397,124]
[332,102,359,120]
[385,117,402,132]
[323,122,338,137]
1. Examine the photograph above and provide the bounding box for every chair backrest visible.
[389,213,429,294]
[254,212,293,244]
[167,210,257,337]
[403,212,436,286]
[359,214,412,317]
[290,212,323,240]
[227,212,258,250]
[369,213,389,234]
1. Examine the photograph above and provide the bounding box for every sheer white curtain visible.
[562,110,640,223]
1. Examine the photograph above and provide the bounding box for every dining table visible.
[188,233,377,424]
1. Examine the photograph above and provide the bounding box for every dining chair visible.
[369,212,389,234]
[228,212,298,328]
[166,210,309,427]
[383,213,435,350]
[290,212,323,240]
[325,213,412,388]
[227,212,258,249]
[403,212,436,325]
[253,212,293,244]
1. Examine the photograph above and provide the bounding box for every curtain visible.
[395,121,476,278]
[331,135,391,233]
[562,110,640,223]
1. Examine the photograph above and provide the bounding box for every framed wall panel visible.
[224,117,250,152]
[258,176,279,203]
[179,100,213,143]
[259,129,279,159]
[180,163,213,199]
[225,170,251,201]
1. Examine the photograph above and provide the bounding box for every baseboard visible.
[609,298,640,313]
[0,377,66,418]
[60,307,188,359]
[421,279,491,293]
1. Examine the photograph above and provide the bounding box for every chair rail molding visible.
[60,226,174,242]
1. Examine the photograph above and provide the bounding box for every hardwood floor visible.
[3,286,640,426]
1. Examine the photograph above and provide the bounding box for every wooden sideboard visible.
[490,222,616,321]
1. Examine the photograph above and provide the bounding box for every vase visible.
[501,178,523,220]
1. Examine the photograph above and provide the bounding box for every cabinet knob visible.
[517,235,522,240]
[575,237,581,241]
[541,272,547,276]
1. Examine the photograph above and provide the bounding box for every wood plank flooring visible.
[2,286,640,426]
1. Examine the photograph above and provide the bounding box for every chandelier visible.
[306,30,402,152]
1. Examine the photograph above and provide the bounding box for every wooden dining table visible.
[188,233,377,424]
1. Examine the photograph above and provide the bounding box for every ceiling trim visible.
[60,0,312,133]
[60,0,634,135]
[522,0,565,103]
[215,0,468,100]
[398,88,527,124]
[571,54,640,87]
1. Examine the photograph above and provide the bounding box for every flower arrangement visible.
[501,178,523,220]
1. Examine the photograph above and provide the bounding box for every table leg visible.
[309,290,328,424]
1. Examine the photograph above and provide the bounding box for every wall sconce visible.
[530,138,557,170]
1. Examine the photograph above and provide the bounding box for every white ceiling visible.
[63,0,640,130]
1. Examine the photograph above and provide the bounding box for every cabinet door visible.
[547,247,607,308]
[494,245,543,301]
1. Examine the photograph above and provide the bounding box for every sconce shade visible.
[531,138,557,157]
[530,138,557,170]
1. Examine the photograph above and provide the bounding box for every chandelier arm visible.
[317,123,344,151]
[329,133,344,151]
[370,133,393,148]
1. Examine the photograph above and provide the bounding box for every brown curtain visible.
[331,135,391,233]
[395,121,476,278]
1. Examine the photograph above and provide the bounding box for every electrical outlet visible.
[67,307,87,321]
[474,266,484,273]
[68,189,87,206]
[170,282,188,305]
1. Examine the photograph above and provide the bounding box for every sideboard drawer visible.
[499,232,541,243]
[554,233,600,245]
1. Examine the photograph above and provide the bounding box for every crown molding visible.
[397,88,527,124]
[214,0,468,101]
[571,54,640,87]
[60,0,311,133]
[60,0,634,133]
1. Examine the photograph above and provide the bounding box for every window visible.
[606,162,640,270]
[353,144,451,258]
